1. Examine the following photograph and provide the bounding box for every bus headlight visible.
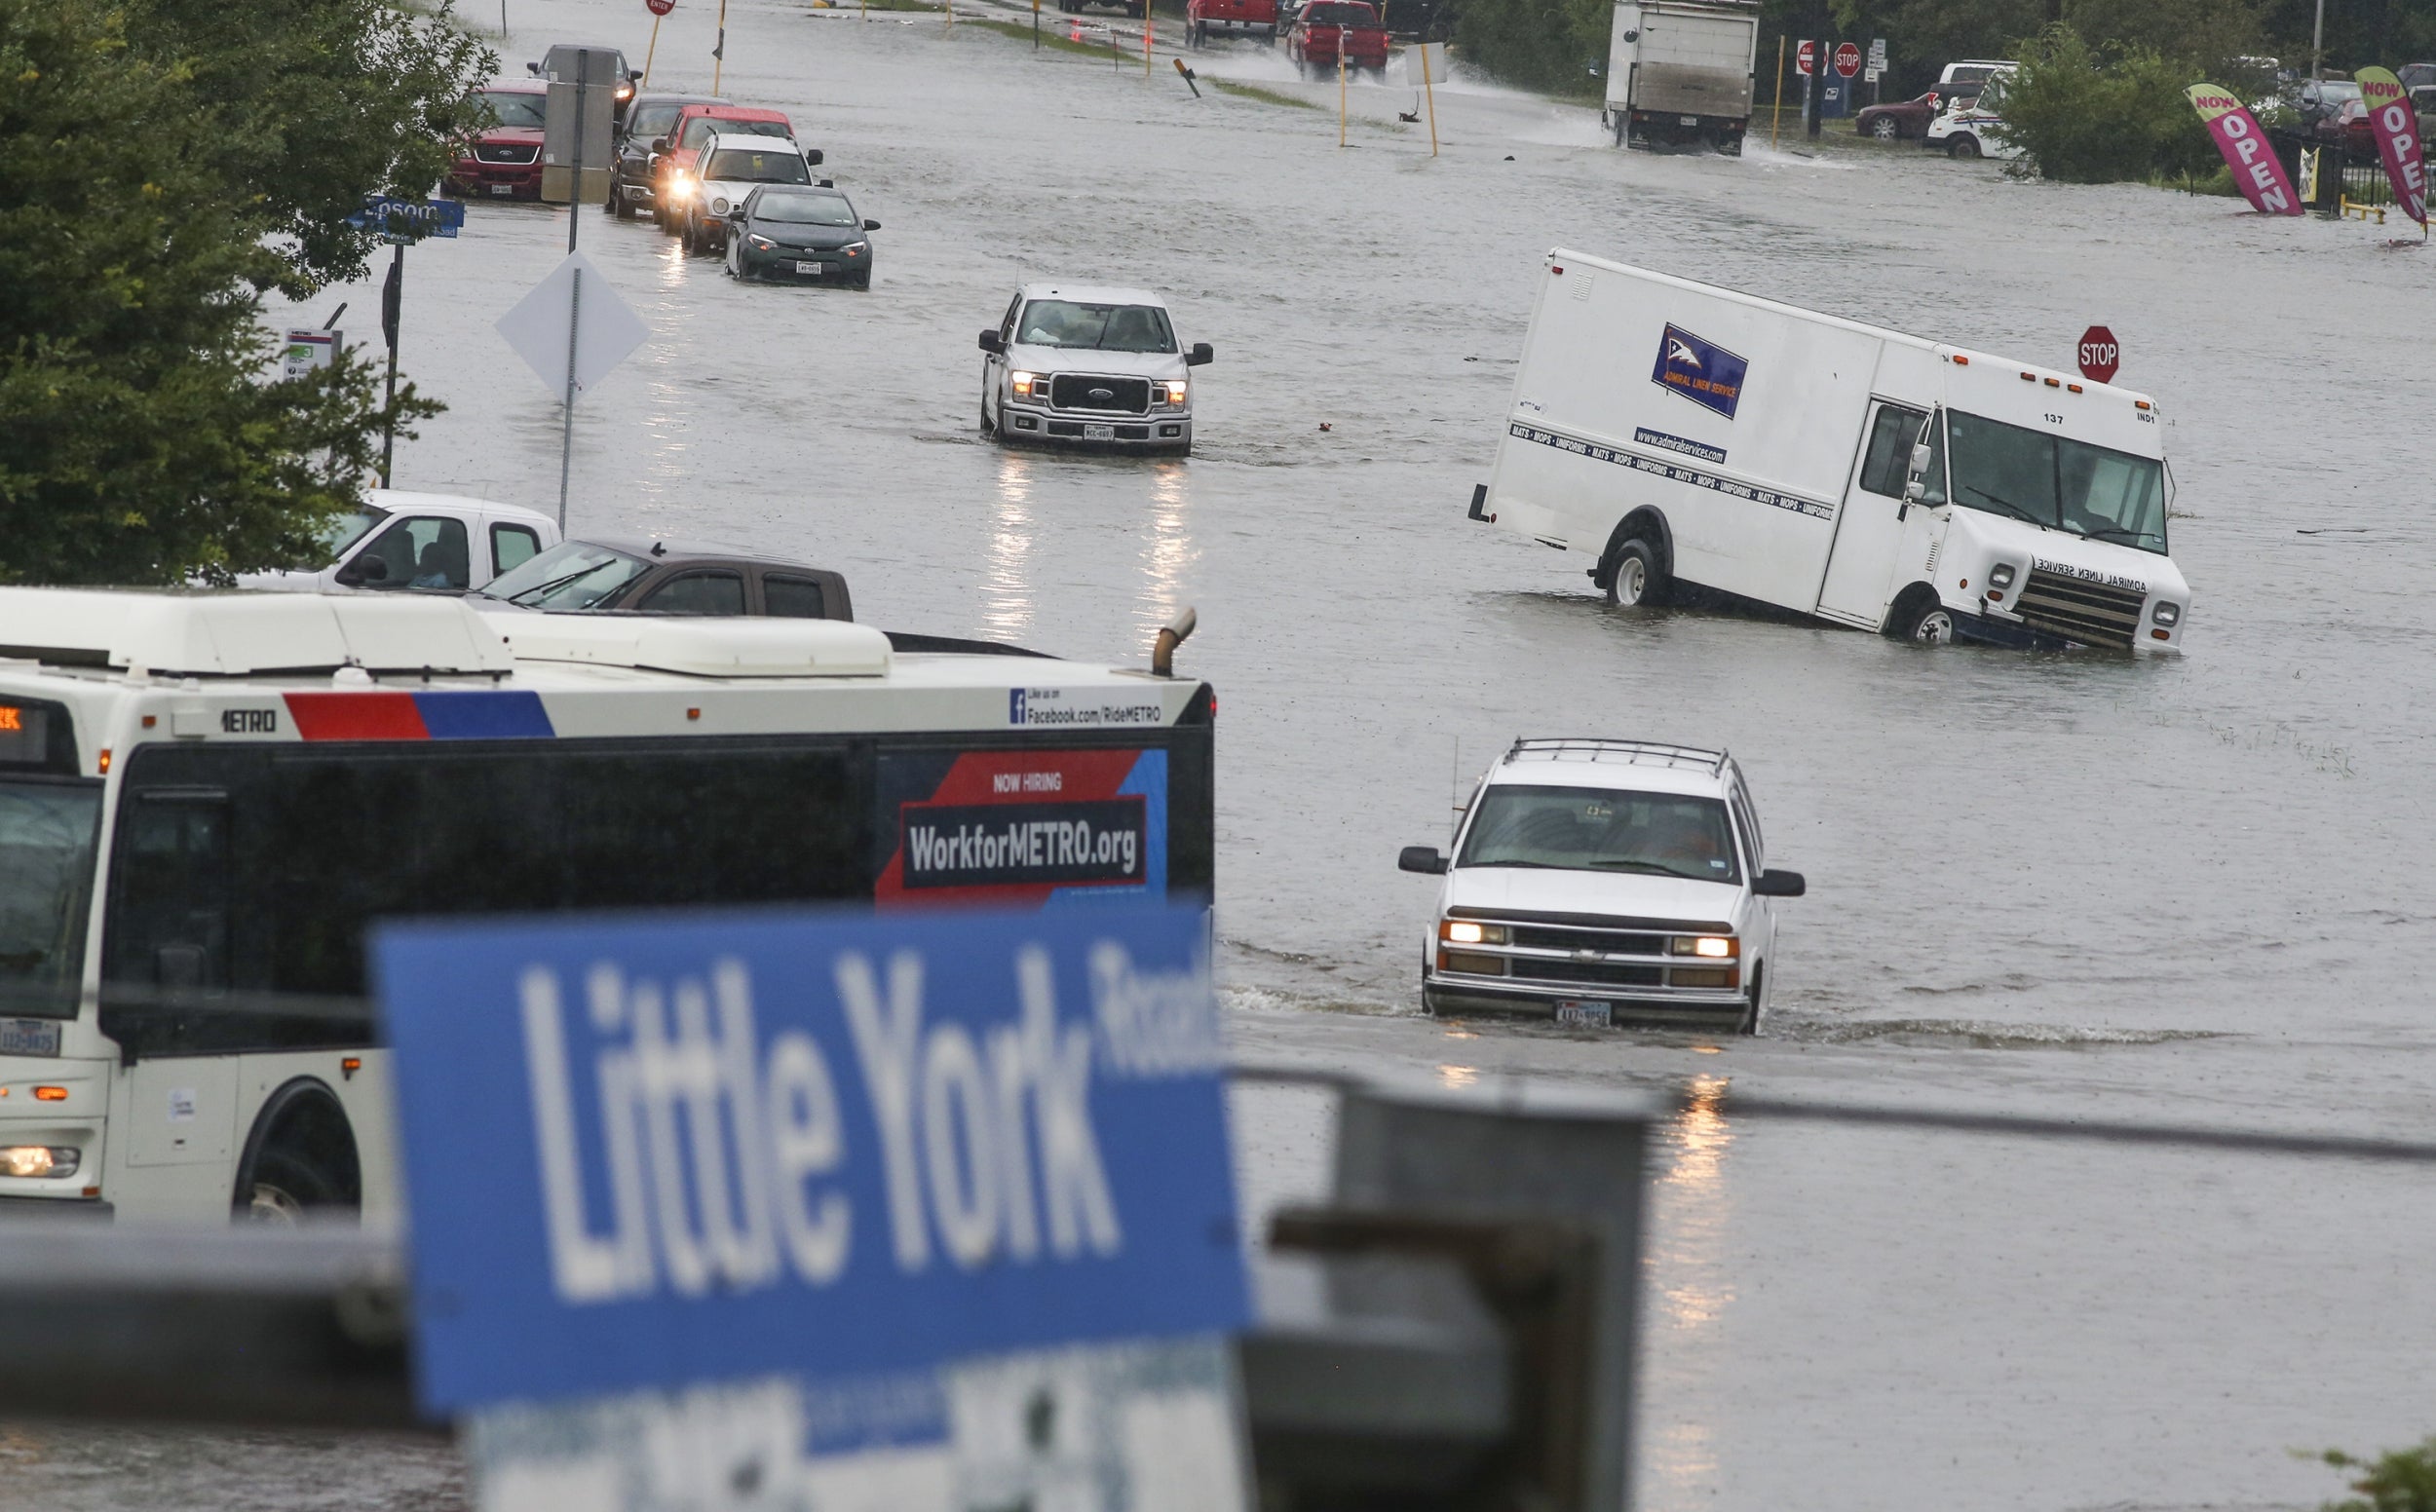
[2152,601,2180,626]
[0,1146,79,1178]
[1670,935,1736,958]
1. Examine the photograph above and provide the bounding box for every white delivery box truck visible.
[1470,251,2191,652]
[1603,0,1760,153]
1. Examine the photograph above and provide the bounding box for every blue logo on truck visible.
[1651,324,1747,420]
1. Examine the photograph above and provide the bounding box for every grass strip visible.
[1208,76,1319,109]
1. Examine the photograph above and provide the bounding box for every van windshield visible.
[0,781,100,1019]
[1458,786,1739,885]
[1939,410,2168,554]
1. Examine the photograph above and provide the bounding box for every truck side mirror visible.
[335,554,389,587]
[1753,868,1807,897]
[805,148,824,166]
[651,136,670,152]
[978,329,1006,354]
[1909,442,1932,476]
[1398,846,1448,875]
[1186,342,1215,366]
[1903,479,1925,503]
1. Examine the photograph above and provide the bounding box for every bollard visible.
[1330,1081,1651,1512]
[1419,39,1438,155]
[1174,56,1200,95]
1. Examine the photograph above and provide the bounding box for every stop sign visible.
[1796,40,1816,76]
[646,0,673,14]
[1834,42,1861,77]
[2077,325,2120,384]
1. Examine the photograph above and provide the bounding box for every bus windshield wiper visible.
[1960,486,2050,527]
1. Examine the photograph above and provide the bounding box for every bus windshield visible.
[0,781,101,1018]
[1458,786,1740,884]
[1939,410,2168,554]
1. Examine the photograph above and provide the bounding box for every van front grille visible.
[2015,568,2145,649]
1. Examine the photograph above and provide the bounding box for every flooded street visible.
[50,0,2421,1506]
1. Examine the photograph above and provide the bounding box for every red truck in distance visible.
[1188,0,1277,44]
[1288,0,1389,78]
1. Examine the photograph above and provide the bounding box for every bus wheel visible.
[234,1079,362,1225]
[1605,539,1668,608]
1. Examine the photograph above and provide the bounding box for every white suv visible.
[1399,739,1806,1035]
[977,284,1213,456]
[679,132,822,257]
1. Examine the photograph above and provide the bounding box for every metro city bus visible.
[0,590,1213,1224]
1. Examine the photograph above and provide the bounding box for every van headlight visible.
[2152,601,2181,626]
[1989,562,2016,588]
[0,1146,79,1178]
[1441,920,1508,945]
[1669,935,1736,958]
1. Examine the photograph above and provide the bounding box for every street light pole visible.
[2311,0,2324,79]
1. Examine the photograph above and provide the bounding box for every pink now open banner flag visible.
[2186,85,2302,214]
[2354,68,2429,226]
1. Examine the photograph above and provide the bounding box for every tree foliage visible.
[2311,1438,2436,1512]
[1454,0,1606,96]
[0,0,490,586]
[1995,24,2221,183]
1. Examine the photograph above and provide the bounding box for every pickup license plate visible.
[1553,1001,1613,1029]
[0,1018,61,1057]
[488,183,514,196]
[1084,423,1117,441]
[796,260,823,275]
[1679,114,1698,125]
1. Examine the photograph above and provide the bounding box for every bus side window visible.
[106,792,230,991]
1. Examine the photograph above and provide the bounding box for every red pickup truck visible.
[1287,1,1389,79]
[1189,0,1277,44]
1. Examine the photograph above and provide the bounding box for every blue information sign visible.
[347,195,467,242]
[374,904,1245,1415]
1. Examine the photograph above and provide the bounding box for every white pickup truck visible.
[1473,251,2192,653]
[237,490,560,595]
[1400,738,1806,1035]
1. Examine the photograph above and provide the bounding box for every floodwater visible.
[25,0,2435,1505]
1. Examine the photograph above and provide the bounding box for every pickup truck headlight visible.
[1159,380,1188,408]
[1669,935,1737,958]
[0,1146,79,1178]
[2151,601,2181,626]
[1440,920,1508,945]
[1009,370,1045,399]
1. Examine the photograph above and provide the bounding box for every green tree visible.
[0,0,485,586]
[1994,22,2220,182]
[1454,0,1607,95]
[2311,1437,2436,1512]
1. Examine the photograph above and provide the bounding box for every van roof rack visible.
[1503,737,1728,774]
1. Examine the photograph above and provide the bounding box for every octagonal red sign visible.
[2077,326,2120,384]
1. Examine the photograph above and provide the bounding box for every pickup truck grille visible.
[1050,375,1150,415]
[1527,960,1665,989]
[2015,567,2144,649]
[1510,924,1665,956]
[475,142,541,164]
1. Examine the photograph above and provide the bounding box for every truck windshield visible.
[1941,410,2168,554]
[475,90,549,130]
[1016,301,1177,354]
[0,781,101,1019]
[475,541,651,609]
[1458,786,1740,885]
[317,505,386,560]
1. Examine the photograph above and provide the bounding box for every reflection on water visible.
[1647,1075,1735,1502]
[981,451,1036,640]
[1139,463,1192,636]
[1437,1063,1477,1088]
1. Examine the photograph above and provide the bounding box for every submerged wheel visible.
[1737,964,1764,1036]
[1605,538,1669,608]
[1906,604,1958,644]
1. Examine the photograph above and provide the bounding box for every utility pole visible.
[2311,0,2324,79]
[380,244,403,486]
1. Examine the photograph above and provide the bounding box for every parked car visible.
[677,133,823,257]
[977,284,1214,456]
[2313,95,2378,154]
[1287,0,1390,79]
[1398,738,1806,1035]
[444,81,549,201]
[2417,86,2436,146]
[524,46,641,124]
[722,184,879,286]
[2294,76,2362,129]
[469,538,854,618]
[1854,90,1944,141]
[236,491,558,594]
[2400,62,2436,90]
[607,92,725,219]
[650,104,802,231]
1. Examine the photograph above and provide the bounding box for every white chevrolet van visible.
[1399,739,1806,1035]
[1475,252,2191,653]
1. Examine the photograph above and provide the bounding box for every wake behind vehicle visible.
[1399,739,1805,1035]
[1601,0,1760,153]
[979,284,1213,456]
[0,588,1214,1223]
[723,184,879,286]
[1474,251,2191,652]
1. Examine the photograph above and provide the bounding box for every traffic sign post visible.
[2078,325,2121,384]
[1795,39,1815,75]
[342,195,466,487]
[376,903,1252,1511]
[641,0,673,89]
[1833,41,1860,78]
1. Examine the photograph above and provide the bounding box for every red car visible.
[649,104,797,231]
[2314,96,2377,156]
[1189,0,1277,43]
[1288,0,1389,79]
[445,81,549,201]
[1854,91,1940,141]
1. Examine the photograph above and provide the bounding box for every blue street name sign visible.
[374,903,1246,1416]
[347,195,466,242]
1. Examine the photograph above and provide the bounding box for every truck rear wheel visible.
[1606,539,1668,608]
